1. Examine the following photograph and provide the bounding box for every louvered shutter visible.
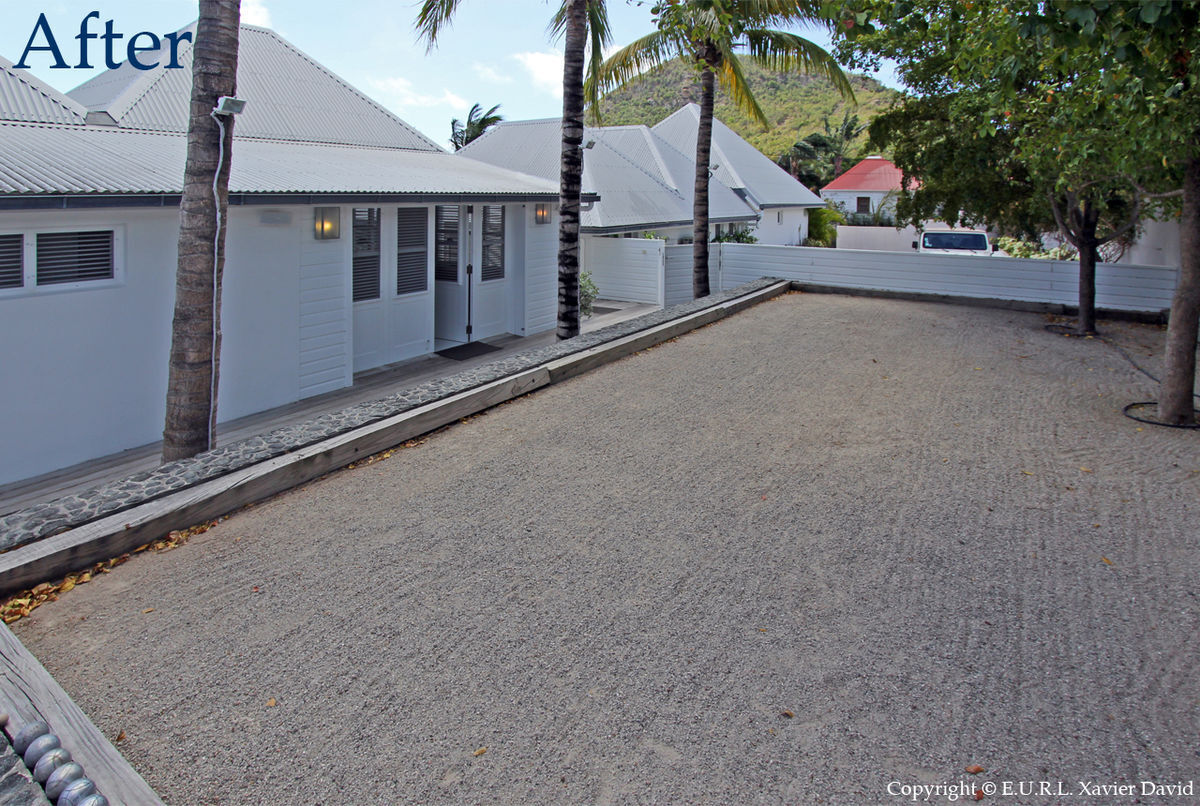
[435,206,459,282]
[396,208,428,295]
[36,231,113,285]
[481,206,505,281]
[352,208,381,302]
[0,235,21,289]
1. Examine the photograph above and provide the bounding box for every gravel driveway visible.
[13,293,1200,805]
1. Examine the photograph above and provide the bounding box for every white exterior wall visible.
[524,204,558,335]
[821,189,893,216]
[712,243,1179,312]
[835,224,921,252]
[581,236,665,305]
[751,207,810,246]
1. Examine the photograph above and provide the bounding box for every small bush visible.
[580,269,600,317]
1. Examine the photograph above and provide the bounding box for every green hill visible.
[594,58,901,161]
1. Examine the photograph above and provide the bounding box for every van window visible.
[922,232,988,251]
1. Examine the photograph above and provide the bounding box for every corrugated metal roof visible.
[0,122,557,197]
[67,24,442,152]
[821,156,905,192]
[462,119,756,232]
[0,56,87,125]
[653,104,824,209]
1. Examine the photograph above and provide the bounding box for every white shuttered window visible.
[481,205,504,281]
[396,208,428,295]
[36,231,114,285]
[352,208,381,302]
[0,235,21,289]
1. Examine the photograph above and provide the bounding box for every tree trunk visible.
[1075,202,1099,335]
[692,65,715,299]
[1159,153,1200,424]
[556,0,587,340]
[162,0,241,462]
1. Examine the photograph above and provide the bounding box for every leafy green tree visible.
[450,103,503,150]
[592,0,853,298]
[778,111,867,190]
[162,0,241,462]
[836,1,1157,336]
[418,1,611,339]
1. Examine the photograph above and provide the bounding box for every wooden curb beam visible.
[0,280,790,597]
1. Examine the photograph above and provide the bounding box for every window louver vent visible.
[481,206,505,281]
[435,206,459,283]
[0,234,22,289]
[36,231,113,286]
[396,208,428,295]
[352,208,381,302]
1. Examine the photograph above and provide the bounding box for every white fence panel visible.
[714,244,1178,312]
[582,237,665,305]
[664,245,693,307]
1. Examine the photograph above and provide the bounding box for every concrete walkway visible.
[0,301,656,516]
[12,293,1200,804]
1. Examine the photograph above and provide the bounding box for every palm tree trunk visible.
[1159,151,1200,424]
[162,0,241,462]
[692,65,715,298]
[556,0,587,340]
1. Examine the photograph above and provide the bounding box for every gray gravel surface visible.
[12,293,1200,805]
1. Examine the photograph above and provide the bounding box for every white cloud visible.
[368,76,467,113]
[512,50,564,99]
[473,62,513,85]
[241,0,272,27]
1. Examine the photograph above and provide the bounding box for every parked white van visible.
[912,230,996,256]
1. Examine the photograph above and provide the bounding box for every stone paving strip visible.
[0,279,782,554]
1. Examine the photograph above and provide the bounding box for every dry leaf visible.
[115,730,126,742]
[266,698,277,707]
[473,747,487,757]
[1079,467,1093,473]
[781,710,795,719]
[1101,557,1114,566]
[59,579,75,593]
[1021,470,1034,476]
[142,608,154,614]
[966,764,986,774]
[974,790,985,801]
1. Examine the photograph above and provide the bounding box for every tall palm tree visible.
[591,0,854,298]
[450,102,504,150]
[417,1,610,340]
[162,0,241,462]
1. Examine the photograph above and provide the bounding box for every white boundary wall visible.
[711,244,1178,313]
[581,237,665,305]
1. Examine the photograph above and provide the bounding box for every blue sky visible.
[3,1,897,148]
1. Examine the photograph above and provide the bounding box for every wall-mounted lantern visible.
[534,203,550,225]
[314,207,341,240]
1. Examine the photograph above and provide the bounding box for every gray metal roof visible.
[67,24,443,152]
[653,104,824,209]
[461,119,756,232]
[0,122,558,198]
[0,56,87,125]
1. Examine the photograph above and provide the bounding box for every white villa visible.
[0,24,571,485]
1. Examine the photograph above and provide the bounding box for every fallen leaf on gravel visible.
[1080,467,1093,473]
[1101,557,1114,566]
[59,579,75,593]
[142,608,154,614]
[966,765,986,774]
[781,711,795,719]
[266,698,277,707]
[1021,470,1034,476]
[974,790,985,801]
[115,731,126,742]
[474,747,487,757]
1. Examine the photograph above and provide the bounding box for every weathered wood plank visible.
[0,624,162,804]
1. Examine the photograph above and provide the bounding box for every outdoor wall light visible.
[314,207,341,240]
[535,203,550,225]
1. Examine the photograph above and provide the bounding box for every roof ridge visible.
[0,55,87,123]
[590,127,684,201]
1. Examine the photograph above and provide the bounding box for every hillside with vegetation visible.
[593,58,901,163]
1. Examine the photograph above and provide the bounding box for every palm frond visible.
[414,0,465,50]
[742,29,855,103]
[715,39,768,127]
[587,31,677,100]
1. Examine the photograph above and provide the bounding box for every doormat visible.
[591,306,619,315]
[436,342,503,361]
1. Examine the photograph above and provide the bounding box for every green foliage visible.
[595,58,897,159]
[579,269,600,317]
[450,103,503,150]
[803,201,844,246]
[995,236,1077,261]
[712,228,758,243]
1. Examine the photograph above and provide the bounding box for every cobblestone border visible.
[0,280,782,552]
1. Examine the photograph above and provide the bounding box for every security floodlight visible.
[213,96,247,116]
